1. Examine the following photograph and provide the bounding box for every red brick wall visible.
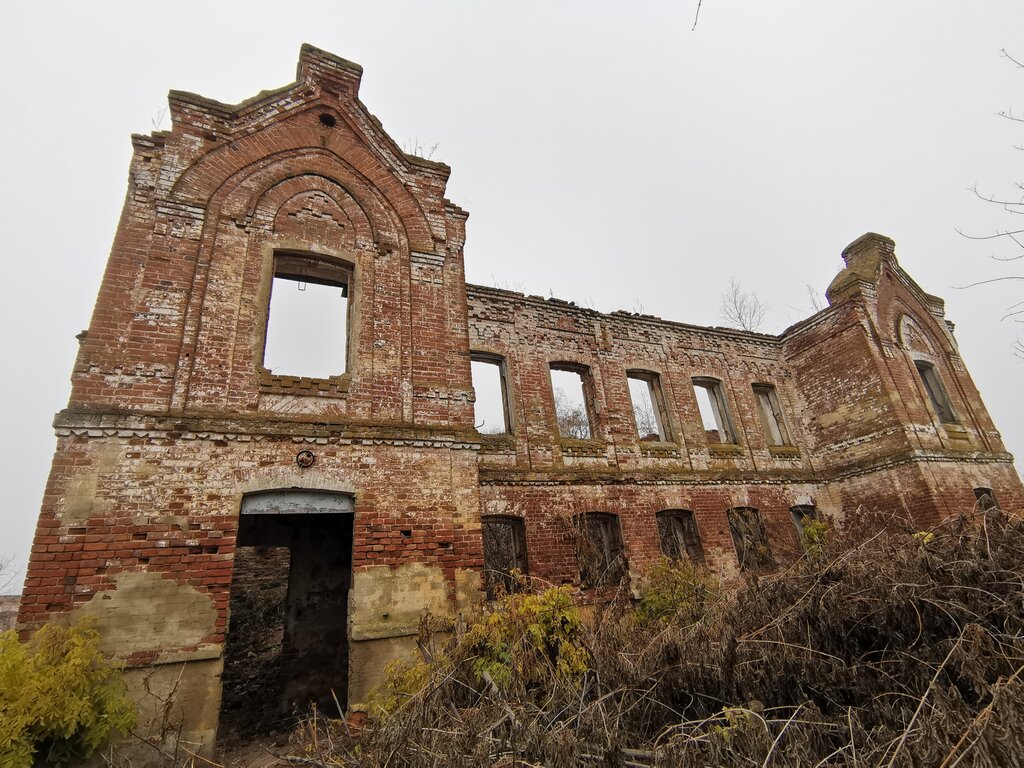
[15,47,1023,754]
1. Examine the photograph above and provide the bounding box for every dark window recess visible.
[656,510,704,564]
[692,377,736,444]
[790,505,817,537]
[752,384,792,446]
[576,512,626,588]
[914,360,957,424]
[471,353,512,435]
[482,516,528,598]
[263,252,351,379]
[974,487,999,512]
[727,507,774,572]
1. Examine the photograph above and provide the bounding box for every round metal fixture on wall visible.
[296,450,316,468]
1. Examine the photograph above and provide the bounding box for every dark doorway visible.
[219,491,353,739]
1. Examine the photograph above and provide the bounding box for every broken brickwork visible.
[17,46,1023,762]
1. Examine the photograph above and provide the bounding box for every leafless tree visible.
[553,386,591,439]
[958,49,1024,357]
[806,284,824,313]
[720,277,768,332]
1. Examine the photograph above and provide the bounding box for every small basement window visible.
[692,377,736,444]
[550,365,593,439]
[914,360,957,424]
[263,253,351,379]
[973,487,999,512]
[481,516,528,598]
[727,506,774,572]
[627,371,671,442]
[656,510,704,564]
[575,512,626,588]
[752,384,791,446]
[471,353,511,435]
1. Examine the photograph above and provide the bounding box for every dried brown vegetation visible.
[293,506,1024,767]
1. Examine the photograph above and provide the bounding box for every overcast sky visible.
[1,1,1021,589]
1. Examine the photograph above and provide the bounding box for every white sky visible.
[1,1,1022,589]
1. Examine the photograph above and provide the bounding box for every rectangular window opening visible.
[752,384,791,446]
[481,516,528,599]
[471,355,511,435]
[693,378,735,444]
[550,366,592,440]
[264,253,350,379]
[727,506,774,572]
[914,360,957,424]
[657,510,704,564]
[628,372,671,442]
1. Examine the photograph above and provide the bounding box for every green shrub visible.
[367,585,589,718]
[0,620,136,767]
[465,584,589,688]
[800,517,830,561]
[636,556,715,622]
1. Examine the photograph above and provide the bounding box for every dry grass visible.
[288,505,1024,766]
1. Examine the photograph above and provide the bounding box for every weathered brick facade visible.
[17,46,1022,760]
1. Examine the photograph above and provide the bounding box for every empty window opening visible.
[753,384,791,446]
[471,354,511,435]
[914,360,957,424]
[727,506,774,572]
[220,491,353,742]
[550,366,593,439]
[264,253,350,379]
[628,371,671,442]
[575,512,626,588]
[692,378,736,444]
[656,510,704,564]
[790,504,817,537]
[481,516,528,599]
[974,487,999,512]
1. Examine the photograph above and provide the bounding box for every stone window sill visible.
[708,442,744,456]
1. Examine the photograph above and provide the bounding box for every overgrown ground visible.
[282,506,1024,767]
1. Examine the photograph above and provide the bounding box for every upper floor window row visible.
[471,355,798,449]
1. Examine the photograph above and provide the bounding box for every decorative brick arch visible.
[170,117,435,251]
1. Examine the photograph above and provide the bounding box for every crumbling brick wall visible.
[16,45,1023,765]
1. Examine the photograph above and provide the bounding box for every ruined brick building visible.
[17,46,1023,758]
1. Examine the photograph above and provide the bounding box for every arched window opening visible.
[914,360,957,425]
[692,377,736,444]
[627,371,672,442]
[656,510,704,564]
[727,506,774,572]
[481,516,528,598]
[974,487,999,512]
[575,512,626,587]
[789,504,817,539]
[471,353,512,435]
[550,364,594,439]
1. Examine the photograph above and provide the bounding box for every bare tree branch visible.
[720,278,768,332]
[1002,48,1024,68]
[691,0,704,31]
